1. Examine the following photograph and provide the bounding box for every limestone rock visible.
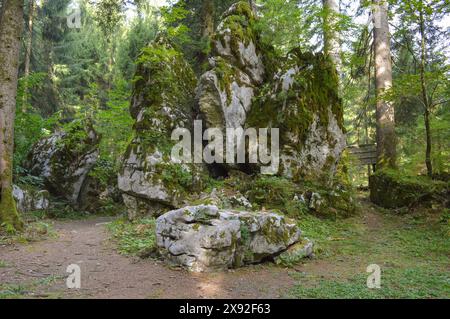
[26,120,100,208]
[197,2,265,136]
[13,185,50,212]
[275,239,314,266]
[118,37,199,219]
[247,50,346,179]
[156,205,302,272]
[197,2,345,180]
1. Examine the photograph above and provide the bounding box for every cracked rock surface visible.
[156,205,303,272]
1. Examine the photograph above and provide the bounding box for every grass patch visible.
[288,199,450,299]
[0,275,62,299]
[0,221,57,245]
[288,268,449,299]
[107,217,156,256]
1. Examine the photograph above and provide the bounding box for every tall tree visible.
[22,0,36,107]
[322,0,342,75]
[418,6,432,176]
[198,0,214,68]
[0,0,24,230]
[372,0,396,168]
[391,0,450,176]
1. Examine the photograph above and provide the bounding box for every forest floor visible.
[0,193,448,299]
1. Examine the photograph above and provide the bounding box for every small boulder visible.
[156,205,303,272]
[13,185,50,212]
[370,170,448,209]
[275,239,314,266]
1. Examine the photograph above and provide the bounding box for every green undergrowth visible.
[288,267,449,299]
[370,169,448,209]
[0,220,57,245]
[107,217,157,256]
[287,199,450,299]
[232,175,358,219]
[0,275,63,299]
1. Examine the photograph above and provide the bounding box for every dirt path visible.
[2,197,446,299]
[0,217,297,299]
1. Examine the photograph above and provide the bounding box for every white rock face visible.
[263,51,346,179]
[156,205,302,272]
[27,122,100,208]
[280,110,346,179]
[118,38,199,219]
[198,68,255,130]
[13,185,50,212]
[198,4,264,132]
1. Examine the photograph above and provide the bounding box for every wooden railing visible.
[347,144,377,166]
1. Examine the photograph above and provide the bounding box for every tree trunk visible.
[22,0,36,108]
[199,0,214,68]
[419,9,433,177]
[248,0,257,14]
[323,0,342,75]
[0,0,24,230]
[372,0,396,169]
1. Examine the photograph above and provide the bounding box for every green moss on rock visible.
[370,169,448,209]
[247,49,344,150]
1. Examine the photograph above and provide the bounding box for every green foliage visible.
[255,0,319,54]
[161,164,193,190]
[235,175,356,218]
[289,268,449,298]
[0,220,56,245]
[0,275,62,299]
[107,217,156,256]
[288,205,450,298]
[14,73,59,174]
[92,79,134,170]
[161,0,192,45]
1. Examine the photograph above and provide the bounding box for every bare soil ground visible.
[1,197,448,299]
[0,217,296,299]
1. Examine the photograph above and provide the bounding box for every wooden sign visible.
[347,144,377,166]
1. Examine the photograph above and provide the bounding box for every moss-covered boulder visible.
[370,170,448,209]
[197,2,265,137]
[156,205,305,272]
[26,120,100,208]
[197,2,345,180]
[248,49,346,180]
[118,37,199,219]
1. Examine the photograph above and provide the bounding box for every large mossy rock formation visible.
[119,2,351,220]
[118,38,199,219]
[156,205,310,272]
[26,120,100,208]
[248,49,346,180]
[370,170,448,209]
[197,2,265,135]
[197,1,346,179]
